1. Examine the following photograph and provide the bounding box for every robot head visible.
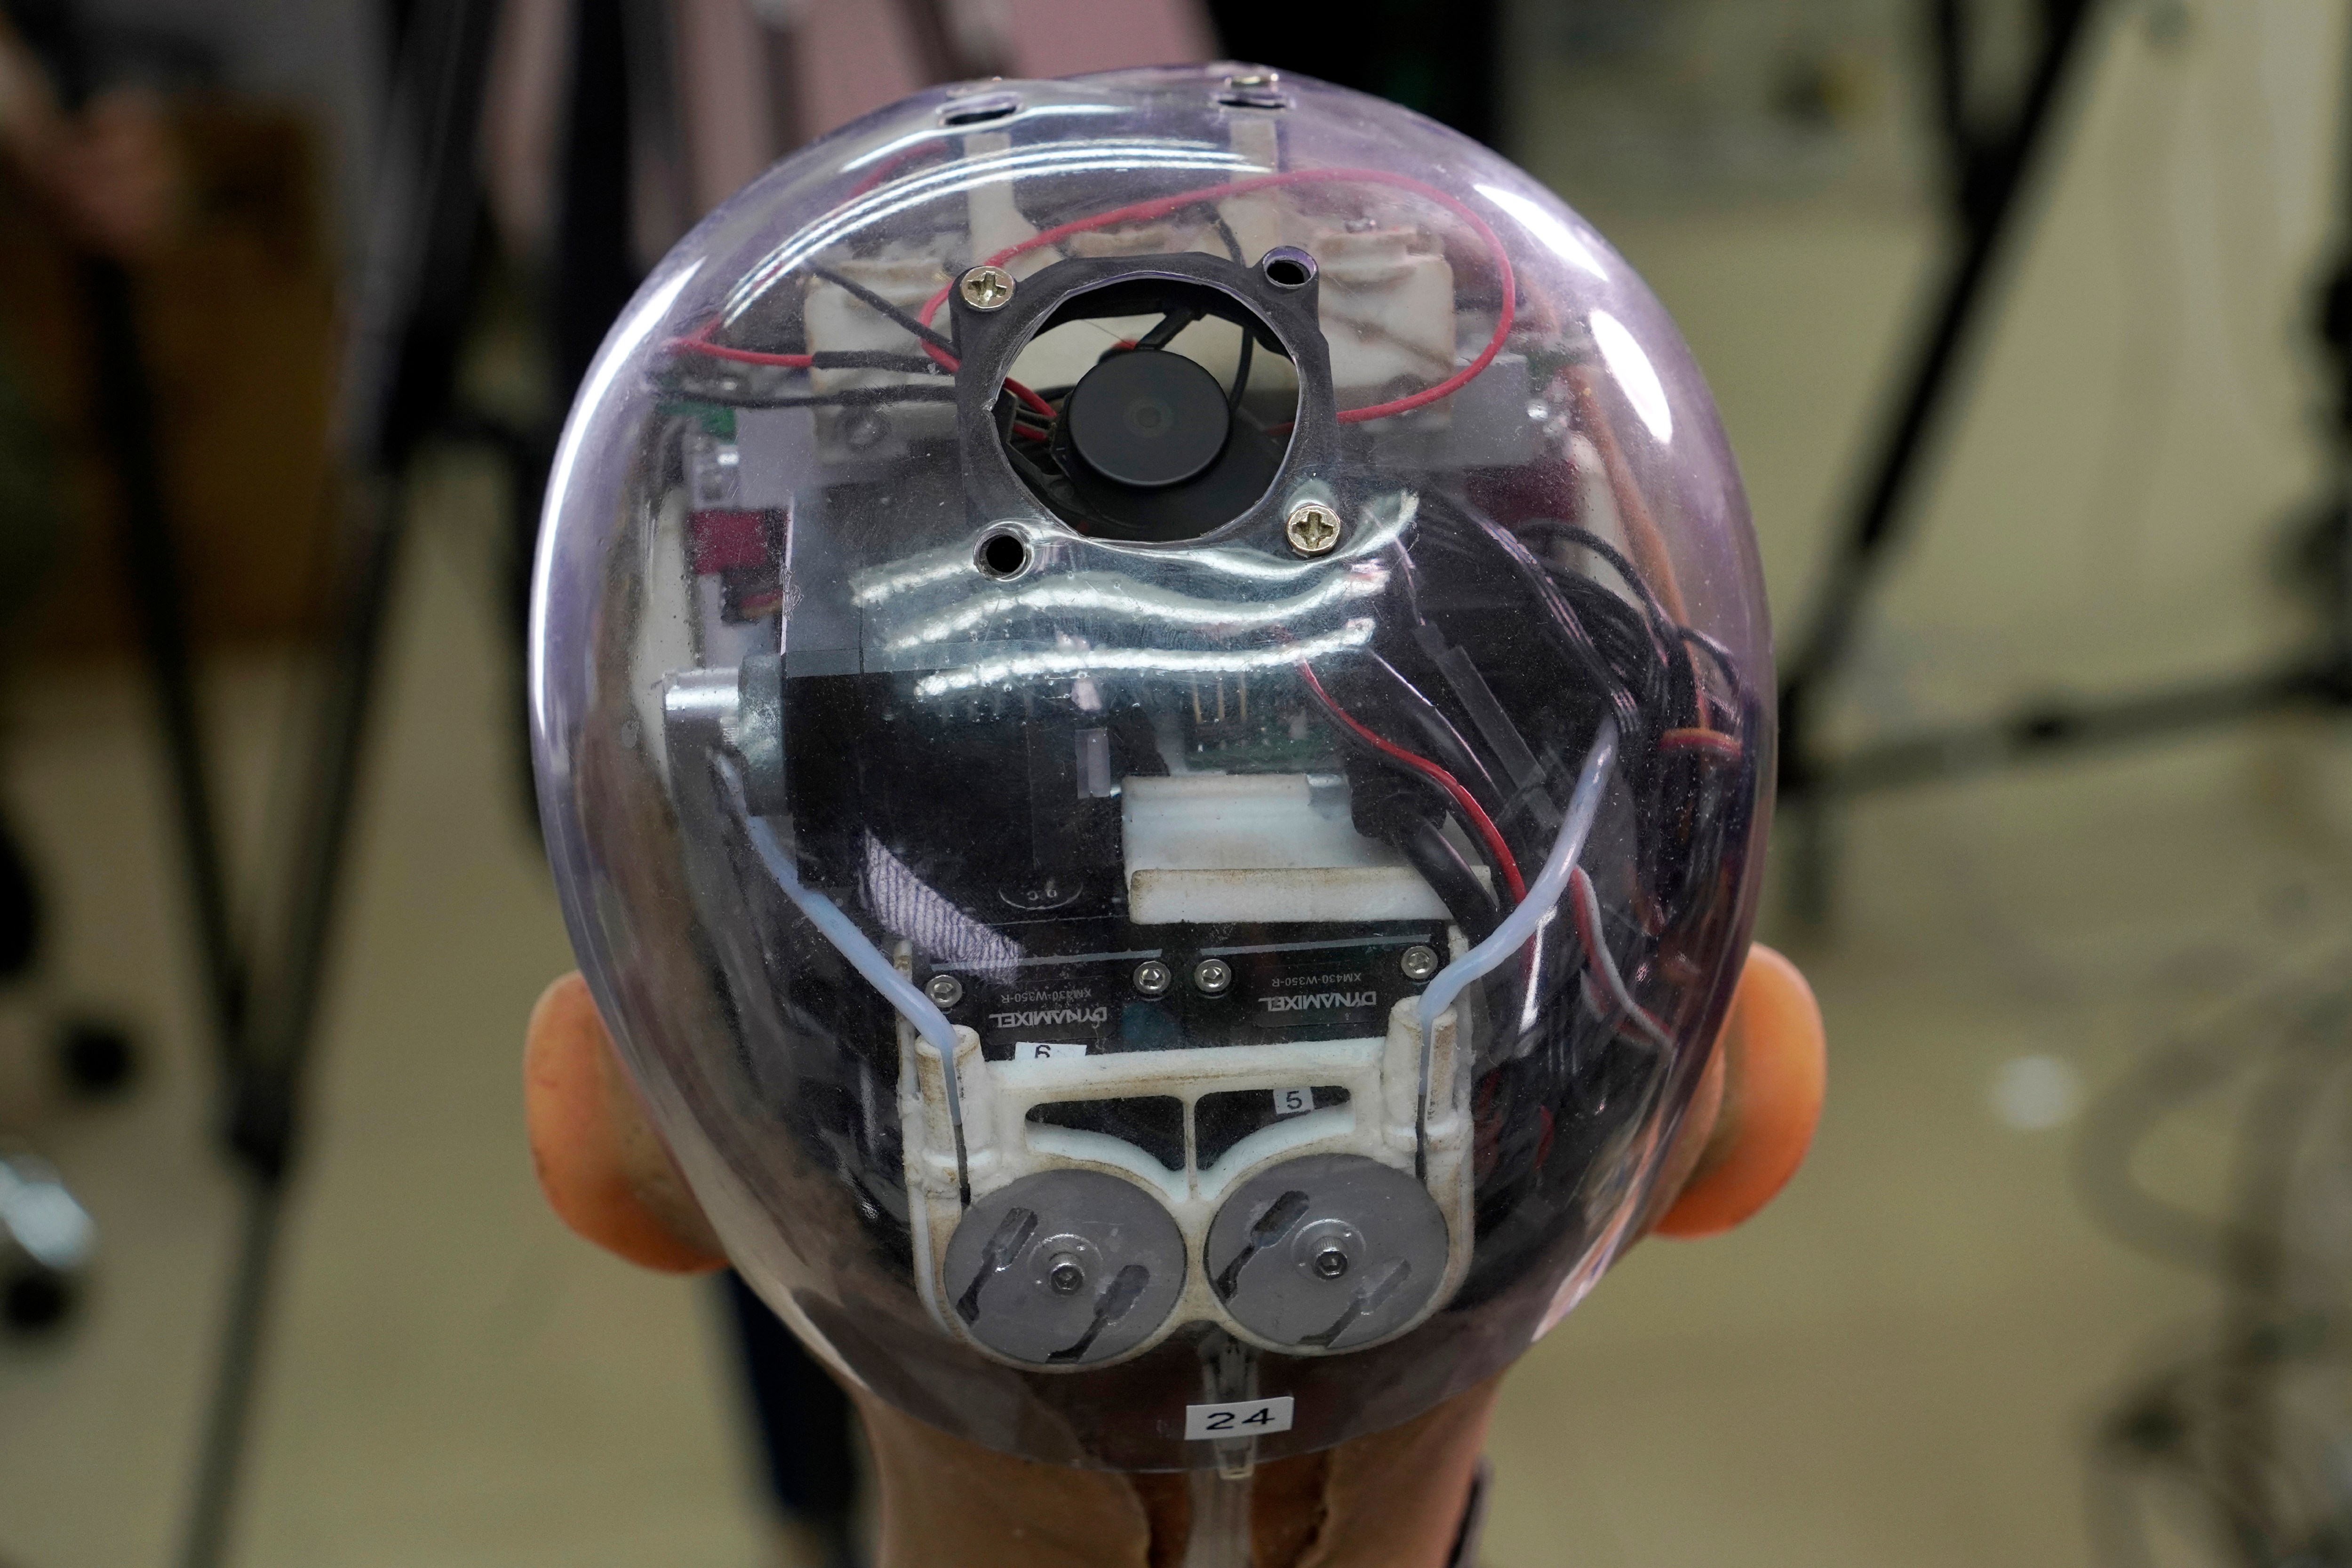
[531,65,1770,1471]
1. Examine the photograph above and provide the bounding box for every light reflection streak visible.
[1474,184,1608,281]
[847,493,1418,608]
[912,619,1375,698]
[1589,310,1674,444]
[1157,496,1414,583]
[881,565,1388,652]
[849,555,969,607]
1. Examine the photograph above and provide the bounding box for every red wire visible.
[1300,661,1670,1049]
[1296,662,1527,904]
[918,167,1517,425]
[682,169,1515,429]
[669,337,813,367]
[1006,382,1057,419]
[673,296,1062,419]
[1658,727,1742,760]
[679,172,1515,470]
[915,338,1059,419]
[669,328,1059,421]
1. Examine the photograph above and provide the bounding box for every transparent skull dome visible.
[531,66,1771,1470]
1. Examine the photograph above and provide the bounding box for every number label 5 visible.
[1184,1397,1295,1440]
[1272,1087,1312,1115]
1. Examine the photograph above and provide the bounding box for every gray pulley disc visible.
[943,1169,1186,1365]
[1204,1154,1449,1351]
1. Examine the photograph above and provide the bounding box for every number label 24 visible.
[1184,1397,1295,1440]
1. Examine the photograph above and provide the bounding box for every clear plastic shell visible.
[531,65,1772,1470]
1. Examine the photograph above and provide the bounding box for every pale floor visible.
[5,205,2351,1564]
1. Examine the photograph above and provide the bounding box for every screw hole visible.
[1261,248,1316,289]
[940,91,1021,127]
[977,530,1031,579]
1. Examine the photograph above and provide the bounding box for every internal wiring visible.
[1308,649,1672,1052]
[674,167,1514,430]
[909,165,1517,424]
[1568,867,1672,1049]
[1421,494,1648,747]
[1296,660,1527,904]
[674,264,1060,419]
[1514,517,1725,733]
[810,264,960,354]
[1416,720,1620,1175]
[669,338,816,368]
[1564,367,1689,623]
[677,384,960,410]
[1348,650,1506,811]
[1513,520,1677,663]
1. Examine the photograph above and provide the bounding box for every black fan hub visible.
[1062,349,1231,490]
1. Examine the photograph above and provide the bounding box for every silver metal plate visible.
[1204,1153,1449,1350]
[943,1169,1187,1365]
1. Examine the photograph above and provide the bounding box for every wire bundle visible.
[2078,956,2352,1567]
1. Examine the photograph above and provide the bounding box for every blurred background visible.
[2,1,2350,1565]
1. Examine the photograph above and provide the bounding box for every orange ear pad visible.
[524,974,727,1274]
[1654,946,1825,1239]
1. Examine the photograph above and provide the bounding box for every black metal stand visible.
[1774,0,2352,918]
[165,3,505,1565]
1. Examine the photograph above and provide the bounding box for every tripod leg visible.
[175,2,508,1563]
[0,802,38,982]
[1777,0,2104,822]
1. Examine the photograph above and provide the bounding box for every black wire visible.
[1680,626,1748,703]
[1414,492,1646,750]
[1199,203,1263,416]
[807,350,945,373]
[1002,432,1064,499]
[1511,520,1725,732]
[806,265,957,355]
[662,382,960,410]
[1135,307,1200,351]
[1513,520,1678,665]
[1298,673,1515,914]
[1396,817,1500,943]
[1207,210,1245,263]
[1335,652,1506,814]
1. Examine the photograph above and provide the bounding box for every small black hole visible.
[979,531,1030,578]
[941,92,1021,127]
[1262,251,1314,288]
